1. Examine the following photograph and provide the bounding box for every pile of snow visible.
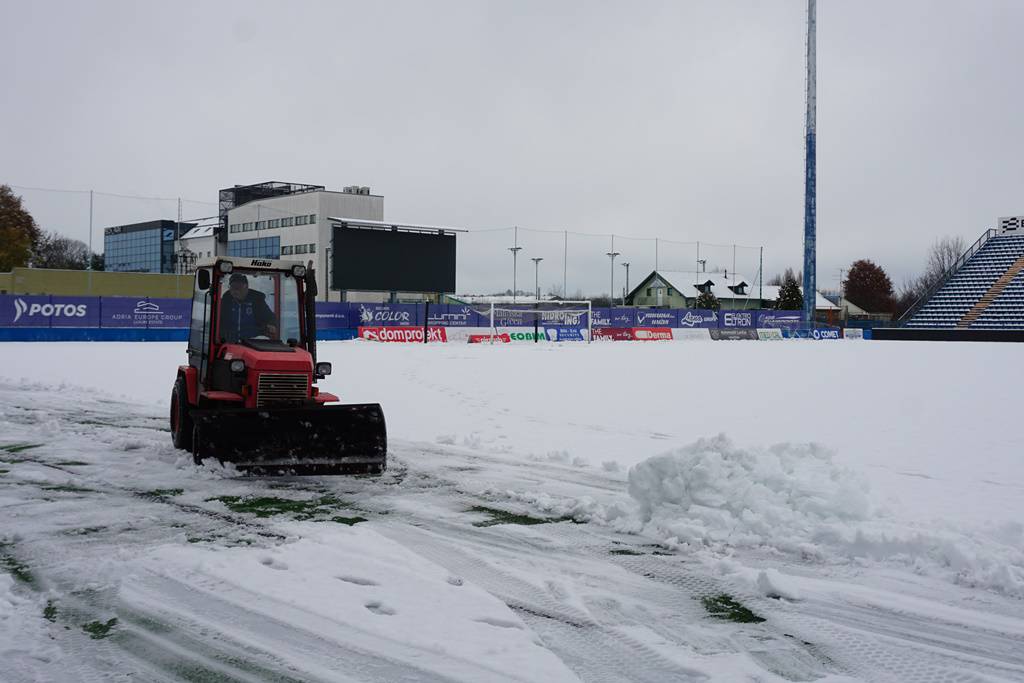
[628,435,1024,598]
[628,434,873,551]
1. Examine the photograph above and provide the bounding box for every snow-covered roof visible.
[637,271,838,310]
[179,225,216,240]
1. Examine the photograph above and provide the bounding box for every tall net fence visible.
[10,184,768,298]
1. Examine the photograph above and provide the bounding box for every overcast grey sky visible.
[2,0,1021,296]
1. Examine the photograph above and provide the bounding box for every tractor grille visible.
[256,373,308,407]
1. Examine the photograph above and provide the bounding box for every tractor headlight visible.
[218,261,234,274]
[316,362,332,376]
[229,359,246,373]
[292,265,307,278]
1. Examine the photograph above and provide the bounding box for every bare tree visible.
[921,236,966,292]
[32,231,92,270]
[767,267,800,287]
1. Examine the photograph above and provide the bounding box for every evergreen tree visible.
[775,276,803,310]
[695,290,720,311]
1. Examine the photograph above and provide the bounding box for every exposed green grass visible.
[82,618,118,639]
[208,494,351,520]
[2,443,43,454]
[469,505,573,527]
[43,600,57,622]
[330,515,367,526]
[0,544,34,585]
[142,488,184,499]
[701,594,766,624]
[0,469,8,475]
[41,484,97,493]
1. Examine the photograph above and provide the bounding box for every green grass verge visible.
[208,494,352,520]
[469,505,574,527]
[701,594,766,623]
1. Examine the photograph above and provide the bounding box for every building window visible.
[646,288,652,296]
[256,220,266,230]
[667,288,674,295]
[296,215,307,226]
[243,222,253,232]
[282,217,294,227]
[294,244,307,254]
[269,219,280,229]
[229,224,240,233]
[227,236,280,259]
[281,246,293,255]
[308,243,315,253]
[308,214,316,224]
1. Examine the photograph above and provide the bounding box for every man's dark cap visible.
[229,272,248,285]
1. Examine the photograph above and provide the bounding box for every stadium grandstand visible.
[903,217,1024,329]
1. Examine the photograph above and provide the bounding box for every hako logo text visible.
[13,298,88,323]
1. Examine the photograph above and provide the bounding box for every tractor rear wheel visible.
[170,377,194,453]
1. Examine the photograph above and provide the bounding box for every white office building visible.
[225,185,383,301]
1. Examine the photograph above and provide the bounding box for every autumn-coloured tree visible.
[0,185,42,271]
[844,259,894,313]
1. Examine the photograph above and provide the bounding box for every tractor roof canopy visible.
[197,256,309,273]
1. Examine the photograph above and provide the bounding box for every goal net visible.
[486,301,592,343]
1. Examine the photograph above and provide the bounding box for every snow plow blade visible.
[190,403,387,474]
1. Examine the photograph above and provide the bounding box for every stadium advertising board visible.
[756,311,803,329]
[0,295,99,328]
[634,309,678,328]
[756,328,784,340]
[676,310,718,328]
[671,328,712,341]
[781,328,841,340]
[843,328,864,339]
[591,308,635,328]
[592,328,634,341]
[315,303,352,330]
[358,326,448,342]
[545,326,586,341]
[632,327,673,341]
[710,328,758,340]
[100,297,189,328]
[720,311,755,328]
[426,305,488,328]
[356,303,419,327]
[332,226,456,293]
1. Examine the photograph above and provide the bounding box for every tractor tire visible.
[170,377,194,453]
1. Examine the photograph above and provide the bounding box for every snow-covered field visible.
[1,340,1022,682]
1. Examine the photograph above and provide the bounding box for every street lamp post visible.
[697,258,707,273]
[621,262,630,305]
[509,246,522,302]
[531,257,543,301]
[606,251,620,308]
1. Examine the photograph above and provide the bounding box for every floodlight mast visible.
[802,0,817,326]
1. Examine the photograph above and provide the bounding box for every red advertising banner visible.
[592,328,635,341]
[632,327,673,341]
[358,326,448,342]
[468,333,511,343]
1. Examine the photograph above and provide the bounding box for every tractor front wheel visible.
[170,377,194,453]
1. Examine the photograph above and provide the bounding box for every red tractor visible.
[169,257,386,473]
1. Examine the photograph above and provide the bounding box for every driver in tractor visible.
[219,272,279,342]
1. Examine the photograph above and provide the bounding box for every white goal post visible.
[486,300,593,343]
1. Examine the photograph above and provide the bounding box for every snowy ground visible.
[1,340,1023,682]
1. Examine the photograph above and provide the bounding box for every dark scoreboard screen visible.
[331,226,456,293]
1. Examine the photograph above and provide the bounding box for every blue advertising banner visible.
[0,295,99,328]
[675,309,719,328]
[354,303,420,327]
[314,302,353,330]
[426,304,487,327]
[634,308,678,328]
[756,310,803,329]
[591,308,634,328]
[545,326,585,341]
[99,297,189,328]
[719,310,756,328]
[782,328,841,340]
